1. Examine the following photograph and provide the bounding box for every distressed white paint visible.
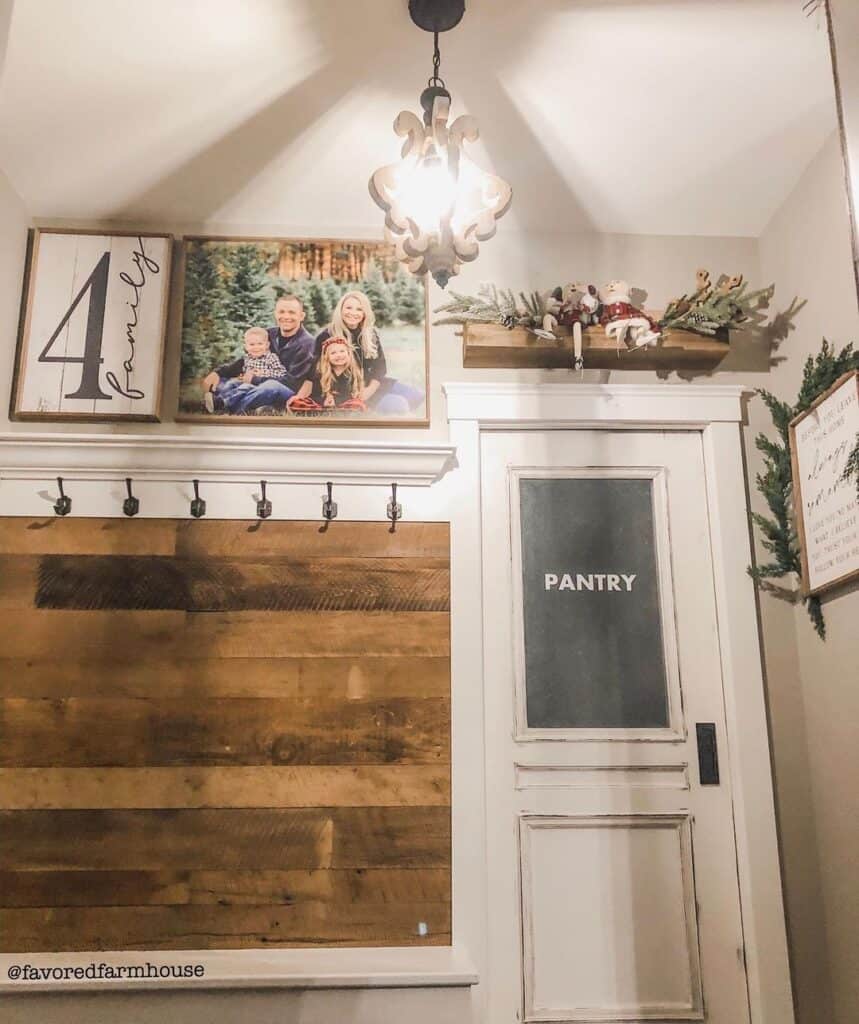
[514,764,690,792]
[446,383,793,1024]
[482,428,750,1024]
[15,232,170,419]
[520,815,702,1021]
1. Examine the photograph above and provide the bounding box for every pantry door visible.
[481,429,750,1024]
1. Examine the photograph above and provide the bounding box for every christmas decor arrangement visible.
[749,340,859,638]
[435,269,773,372]
[661,270,773,337]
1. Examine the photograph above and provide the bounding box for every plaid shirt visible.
[242,351,286,378]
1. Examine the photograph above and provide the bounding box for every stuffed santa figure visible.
[599,280,661,349]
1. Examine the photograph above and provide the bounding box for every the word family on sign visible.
[12,230,172,421]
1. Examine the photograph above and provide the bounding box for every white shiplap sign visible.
[12,230,172,421]
[790,370,859,595]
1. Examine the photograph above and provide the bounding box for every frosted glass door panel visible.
[518,476,670,730]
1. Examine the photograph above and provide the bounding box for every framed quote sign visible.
[11,229,172,421]
[790,370,859,595]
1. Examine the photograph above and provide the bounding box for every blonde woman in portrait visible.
[314,290,423,415]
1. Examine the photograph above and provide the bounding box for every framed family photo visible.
[11,228,172,421]
[176,236,429,426]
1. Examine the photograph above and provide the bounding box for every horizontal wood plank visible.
[0,808,450,871]
[0,519,177,556]
[0,698,449,767]
[175,521,449,560]
[0,517,451,952]
[0,765,450,808]
[0,902,451,951]
[0,867,450,908]
[0,609,450,659]
[0,656,450,700]
[16,555,449,612]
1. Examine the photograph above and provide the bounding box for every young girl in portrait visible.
[287,337,367,413]
[314,290,423,415]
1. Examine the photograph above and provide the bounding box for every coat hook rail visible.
[53,477,71,517]
[256,480,272,520]
[387,482,402,533]
[122,478,139,517]
[322,481,338,522]
[190,479,206,519]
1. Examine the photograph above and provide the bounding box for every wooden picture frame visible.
[175,236,430,427]
[789,369,859,596]
[11,228,172,422]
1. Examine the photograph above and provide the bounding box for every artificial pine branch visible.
[433,284,550,330]
[661,281,775,336]
[748,340,859,639]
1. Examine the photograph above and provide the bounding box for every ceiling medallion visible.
[369,0,512,288]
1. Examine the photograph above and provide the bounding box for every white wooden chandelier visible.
[369,0,512,288]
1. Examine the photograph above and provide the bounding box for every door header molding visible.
[443,382,748,427]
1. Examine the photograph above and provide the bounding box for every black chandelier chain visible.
[428,30,445,88]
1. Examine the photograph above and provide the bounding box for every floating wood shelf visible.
[460,321,730,371]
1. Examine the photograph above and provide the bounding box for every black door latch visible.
[696,723,720,786]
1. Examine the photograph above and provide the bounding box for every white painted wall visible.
[0,216,763,445]
[755,131,859,1024]
[0,166,29,418]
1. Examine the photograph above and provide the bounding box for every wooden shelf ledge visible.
[0,433,456,487]
[460,322,730,371]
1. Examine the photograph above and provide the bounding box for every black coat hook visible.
[256,480,272,519]
[387,482,402,533]
[123,477,139,517]
[53,477,72,517]
[190,479,206,518]
[322,481,338,521]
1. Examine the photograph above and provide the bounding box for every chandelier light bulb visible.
[394,149,458,237]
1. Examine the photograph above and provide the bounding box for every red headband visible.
[322,336,349,352]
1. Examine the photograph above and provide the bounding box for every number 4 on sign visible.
[38,251,112,401]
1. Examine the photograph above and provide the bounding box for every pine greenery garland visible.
[661,280,774,335]
[433,275,773,338]
[433,284,552,330]
[749,340,859,638]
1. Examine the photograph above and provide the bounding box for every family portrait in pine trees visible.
[177,238,428,423]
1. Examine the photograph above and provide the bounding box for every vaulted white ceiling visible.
[0,0,838,237]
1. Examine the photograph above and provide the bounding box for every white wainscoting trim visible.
[0,432,456,487]
[444,383,748,427]
[0,946,479,994]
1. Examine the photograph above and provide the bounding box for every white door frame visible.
[444,382,794,1024]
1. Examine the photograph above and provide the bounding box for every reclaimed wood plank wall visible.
[0,518,451,952]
